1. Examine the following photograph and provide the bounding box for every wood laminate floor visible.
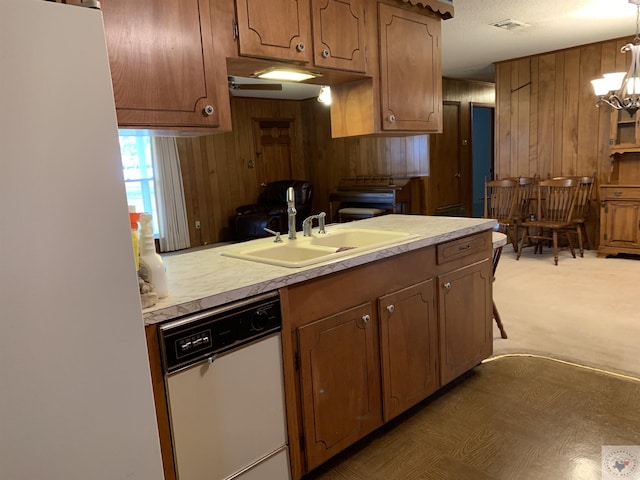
[303,355,640,480]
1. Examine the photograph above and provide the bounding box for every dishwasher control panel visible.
[159,292,281,373]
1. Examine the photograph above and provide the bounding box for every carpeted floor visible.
[305,355,640,480]
[492,247,640,379]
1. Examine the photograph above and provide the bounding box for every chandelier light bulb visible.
[592,3,640,116]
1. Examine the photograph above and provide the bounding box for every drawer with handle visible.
[437,232,490,265]
[601,186,640,200]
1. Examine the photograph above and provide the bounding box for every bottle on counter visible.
[138,213,168,299]
[128,208,142,271]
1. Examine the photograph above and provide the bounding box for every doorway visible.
[252,119,294,185]
[470,105,495,218]
[429,101,463,215]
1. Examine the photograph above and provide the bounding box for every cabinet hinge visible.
[232,20,239,40]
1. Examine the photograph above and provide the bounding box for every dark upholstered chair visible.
[233,180,313,241]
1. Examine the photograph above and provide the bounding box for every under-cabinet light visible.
[254,69,318,82]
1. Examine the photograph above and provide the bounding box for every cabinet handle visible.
[362,314,370,324]
[443,282,452,291]
[321,49,330,58]
[203,105,215,116]
[389,114,396,123]
[612,191,623,196]
[296,42,305,52]
[387,304,395,314]
[458,244,471,251]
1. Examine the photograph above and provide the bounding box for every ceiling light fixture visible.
[591,0,640,117]
[253,69,318,82]
[317,86,331,105]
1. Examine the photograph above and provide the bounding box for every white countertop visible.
[143,215,496,325]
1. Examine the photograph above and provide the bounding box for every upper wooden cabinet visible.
[311,0,367,72]
[234,0,367,73]
[330,1,444,137]
[101,0,230,132]
[234,0,313,64]
[378,3,442,131]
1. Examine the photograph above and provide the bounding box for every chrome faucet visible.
[286,186,297,240]
[302,212,327,236]
[263,227,282,243]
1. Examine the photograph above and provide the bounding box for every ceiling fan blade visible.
[233,83,283,91]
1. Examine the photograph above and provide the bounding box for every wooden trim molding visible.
[400,0,454,19]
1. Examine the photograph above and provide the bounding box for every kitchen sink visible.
[220,228,419,268]
[308,228,413,249]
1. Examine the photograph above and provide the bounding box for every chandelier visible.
[592,0,640,117]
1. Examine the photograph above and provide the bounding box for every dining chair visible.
[516,177,579,265]
[492,231,508,339]
[484,178,519,249]
[510,176,536,251]
[565,176,595,256]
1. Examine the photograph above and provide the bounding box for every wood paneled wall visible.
[178,97,431,246]
[495,35,634,247]
[176,98,309,246]
[301,99,430,218]
[177,79,497,247]
[496,36,632,182]
[433,78,496,214]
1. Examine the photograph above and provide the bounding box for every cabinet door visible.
[102,0,223,129]
[601,201,640,248]
[235,0,312,63]
[311,0,366,72]
[378,280,438,422]
[378,4,442,132]
[438,259,492,385]
[610,109,640,152]
[297,303,382,471]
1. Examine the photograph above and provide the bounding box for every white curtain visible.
[151,137,191,252]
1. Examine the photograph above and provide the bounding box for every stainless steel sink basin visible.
[220,228,419,268]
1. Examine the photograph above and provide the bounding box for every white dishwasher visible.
[159,292,290,480]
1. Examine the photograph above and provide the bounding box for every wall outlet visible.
[195,220,201,229]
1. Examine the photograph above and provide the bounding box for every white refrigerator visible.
[0,1,164,479]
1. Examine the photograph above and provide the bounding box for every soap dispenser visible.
[138,213,168,299]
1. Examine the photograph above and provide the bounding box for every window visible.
[119,135,159,235]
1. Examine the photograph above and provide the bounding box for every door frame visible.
[470,103,495,217]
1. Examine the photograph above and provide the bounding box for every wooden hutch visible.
[599,108,640,257]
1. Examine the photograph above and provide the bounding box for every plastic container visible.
[138,213,168,299]
[128,210,142,271]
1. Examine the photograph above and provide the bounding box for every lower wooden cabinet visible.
[297,303,382,470]
[283,232,493,478]
[378,280,438,422]
[438,259,493,386]
[598,185,640,257]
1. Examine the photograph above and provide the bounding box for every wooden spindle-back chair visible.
[516,177,579,265]
[484,178,519,248]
